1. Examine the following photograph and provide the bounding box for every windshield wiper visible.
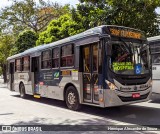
[120,39,133,55]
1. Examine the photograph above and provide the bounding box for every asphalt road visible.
[0,83,159,134]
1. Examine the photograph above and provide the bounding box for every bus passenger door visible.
[31,57,39,94]
[82,43,99,104]
[9,62,14,91]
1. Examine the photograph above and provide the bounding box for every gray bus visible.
[148,35,160,95]
[7,25,152,110]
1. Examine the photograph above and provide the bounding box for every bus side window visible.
[52,48,59,68]
[41,50,51,69]
[15,59,21,72]
[22,56,30,71]
[61,44,74,67]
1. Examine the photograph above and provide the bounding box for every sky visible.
[155,7,160,14]
[0,0,80,9]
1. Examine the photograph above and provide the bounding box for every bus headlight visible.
[106,80,118,90]
[150,80,152,86]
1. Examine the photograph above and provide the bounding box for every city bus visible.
[7,25,152,110]
[148,35,160,95]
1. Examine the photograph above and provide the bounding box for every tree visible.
[15,30,37,53]
[76,0,160,36]
[0,34,15,83]
[0,0,70,34]
[36,14,85,45]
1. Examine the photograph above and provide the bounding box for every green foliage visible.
[0,34,15,83]
[36,14,85,45]
[0,35,14,64]
[0,67,2,76]
[76,0,160,36]
[0,0,70,34]
[15,30,37,53]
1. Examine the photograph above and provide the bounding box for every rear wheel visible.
[19,83,27,98]
[65,86,81,111]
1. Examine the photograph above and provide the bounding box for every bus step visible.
[34,94,41,99]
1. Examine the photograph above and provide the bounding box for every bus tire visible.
[19,83,27,98]
[65,86,81,111]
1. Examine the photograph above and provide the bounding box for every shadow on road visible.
[0,113,13,116]
[11,94,66,109]
[11,94,160,128]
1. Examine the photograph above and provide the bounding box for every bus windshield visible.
[110,41,150,75]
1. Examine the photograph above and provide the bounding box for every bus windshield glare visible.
[110,41,150,75]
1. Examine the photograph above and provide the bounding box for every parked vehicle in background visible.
[148,36,160,96]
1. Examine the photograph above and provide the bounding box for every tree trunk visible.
[2,64,7,83]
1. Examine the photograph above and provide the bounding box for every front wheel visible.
[19,83,27,98]
[65,86,81,111]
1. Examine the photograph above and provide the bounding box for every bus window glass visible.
[83,46,90,72]
[110,41,149,75]
[61,44,74,67]
[98,44,102,73]
[52,48,59,68]
[92,44,98,72]
[15,59,21,71]
[150,42,160,54]
[152,54,160,64]
[41,50,51,69]
[22,56,30,71]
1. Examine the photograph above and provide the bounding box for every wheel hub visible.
[20,86,24,96]
[68,92,76,105]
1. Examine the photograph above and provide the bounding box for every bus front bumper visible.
[103,86,152,107]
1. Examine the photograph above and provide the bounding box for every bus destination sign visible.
[108,27,145,39]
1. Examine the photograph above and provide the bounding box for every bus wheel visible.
[20,83,26,98]
[65,86,81,111]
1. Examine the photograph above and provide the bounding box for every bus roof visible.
[7,25,145,60]
[147,35,160,42]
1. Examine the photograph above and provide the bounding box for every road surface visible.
[0,83,159,134]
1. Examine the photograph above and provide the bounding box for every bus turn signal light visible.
[99,98,104,102]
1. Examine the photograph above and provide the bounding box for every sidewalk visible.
[0,78,8,88]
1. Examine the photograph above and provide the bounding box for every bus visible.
[148,35,160,95]
[7,25,152,110]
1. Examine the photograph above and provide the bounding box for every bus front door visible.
[10,62,14,91]
[82,43,99,104]
[31,57,39,95]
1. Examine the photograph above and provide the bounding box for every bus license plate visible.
[132,93,140,98]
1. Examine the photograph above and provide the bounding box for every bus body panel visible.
[152,80,160,94]
[39,74,81,101]
[29,69,82,102]
[13,72,33,95]
[152,65,160,94]
[44,86,63,100]
[31,72,35,94]
[13,73,19,92]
